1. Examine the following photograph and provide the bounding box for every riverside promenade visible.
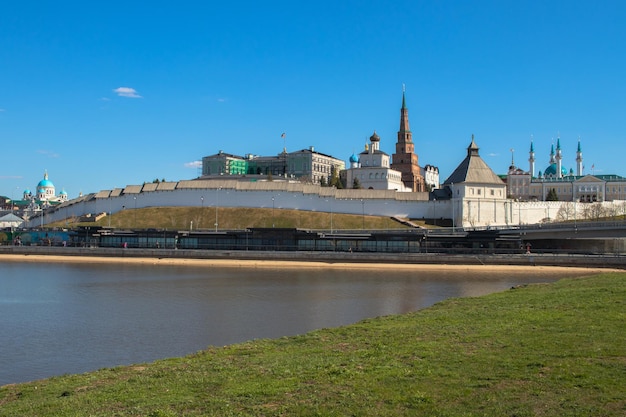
[1,246,625,270]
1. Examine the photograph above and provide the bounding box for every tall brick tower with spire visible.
[391,87,426,192]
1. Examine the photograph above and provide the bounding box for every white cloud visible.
[217,98,227,102]
[37,149,60,158]
[0,108,5,112]
[184,161,202,168]
[488,153,499,157]
[113,87,142,98]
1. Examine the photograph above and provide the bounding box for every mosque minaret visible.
[528,139,535,177]
[555,137,563,179]
[576,139,583,176]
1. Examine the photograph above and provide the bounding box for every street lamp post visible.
[361,199,365,230]
[215,188,220,232]
[134,196,137,228]
[12,186,18,213]
[329,198,334,233]
[451,182,455,233]
[272,196,275,228]
[623,185,625,221]
[200,196,204,229]
[432,198,436,226]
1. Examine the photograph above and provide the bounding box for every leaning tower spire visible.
[391,86,425,191]
[398,87,411,142]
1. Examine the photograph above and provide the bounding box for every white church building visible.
[24,171,68,206]
[344,131,411,192]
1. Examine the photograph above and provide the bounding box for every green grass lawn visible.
[52,206,416,230]
[1,273,624,416]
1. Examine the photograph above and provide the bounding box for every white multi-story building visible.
[422,164,440,191]
[201,147,345,185]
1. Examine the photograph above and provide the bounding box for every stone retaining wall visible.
[2,246,625,269]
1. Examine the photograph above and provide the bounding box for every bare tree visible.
[581,203,608,220]
[556,202,576,221]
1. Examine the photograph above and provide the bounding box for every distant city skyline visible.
[2,1,625,199]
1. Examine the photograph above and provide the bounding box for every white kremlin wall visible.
[31,180,626,229]
[33,180,431,228]
[461,198,625,228]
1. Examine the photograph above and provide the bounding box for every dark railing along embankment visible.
[1,245,625,270]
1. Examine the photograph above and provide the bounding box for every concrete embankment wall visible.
[1,246,625,270]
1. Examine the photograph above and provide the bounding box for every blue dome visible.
[544,163,568,177]
[349,153,359,163]
[37,171,55,189]
[38,179,54,188]
[23,189,31,194]
[59,190,67,195]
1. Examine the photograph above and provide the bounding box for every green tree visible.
[320,176,327,187]
[329,166,343,189]
[546,188,559,201]
[352,178,362,189]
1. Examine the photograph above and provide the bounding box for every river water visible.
[0,261,580,385]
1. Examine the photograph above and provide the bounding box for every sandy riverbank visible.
[0,253,616,275]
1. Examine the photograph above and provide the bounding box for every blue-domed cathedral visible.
[22,171,68,208]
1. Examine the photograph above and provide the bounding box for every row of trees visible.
[556,201,626,221]
[319,166,355,189]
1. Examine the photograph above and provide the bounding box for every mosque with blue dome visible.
[507,138,626,202]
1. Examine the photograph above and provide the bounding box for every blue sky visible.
[1,1,625,199]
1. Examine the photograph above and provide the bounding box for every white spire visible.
[576,136,583,176]
[528,135,535,177]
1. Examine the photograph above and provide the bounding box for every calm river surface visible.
[0,261,581,385]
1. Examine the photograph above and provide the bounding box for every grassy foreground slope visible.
[51,206,414,230]
[1,273,624,416]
